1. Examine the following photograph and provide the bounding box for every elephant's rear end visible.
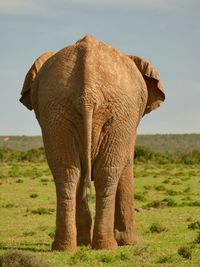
[20,35,165,251]
[34,35,144,181]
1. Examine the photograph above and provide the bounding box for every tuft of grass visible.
[163,179,170,184]
[29,193,38,198]
[48,231,55,239]
[145,200,166,209]
[178,246,192,260]
[31,207,55,215]
[135,192,147,202]
[38,225,48,231]
[40,178,49,183]
[182,201,200,207]
[16,178,23,183]
[23,231,36,236]
[195,232,200,244]
[99,254,115,263]
[149,223,167,233]
[188,221,200,230]
[144,185,152,190]
[118,251,130,261]
[2,203,16,208]
[184,186,191,193]
[186,216,193,222]
[157,255,172,263]
[162,198,178,207]
[69,247,91,265]
[181,177,190,181]
[172,180,181,185]
[182,196,192,201]
[165,189,181,196]
[0,250,50,267]
[154,185,166,191]
[189,201,200,207]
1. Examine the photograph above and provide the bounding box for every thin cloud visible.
[63,0,191,9]
[1,0,193,14]
[0,0,45,15]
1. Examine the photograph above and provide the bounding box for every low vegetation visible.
[0,146,200,266]
[1,134,200,152]
[1,145,200,165]
[178,246,192,260]
[0,251,50,267]
[149,223,167,233]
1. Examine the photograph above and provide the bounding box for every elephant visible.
[20,35,165,251]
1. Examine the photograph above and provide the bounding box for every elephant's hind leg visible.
[114,161,137,246]
[92,166,119,250]
[42,125,80,251]
[76,177,92,246]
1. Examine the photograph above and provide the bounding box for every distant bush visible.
[134,146,153,161]
[0,145,200,164]
[135,146,200,164]
[0,147,46,163]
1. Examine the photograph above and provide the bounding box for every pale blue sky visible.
[0,0,199,135]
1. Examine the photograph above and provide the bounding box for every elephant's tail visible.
[82,105,93,199]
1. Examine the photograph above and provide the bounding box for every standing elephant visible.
[20,35,165,251]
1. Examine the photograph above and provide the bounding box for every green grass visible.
[0,161,200,266]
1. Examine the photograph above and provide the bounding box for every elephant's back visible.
[35,36,146,128]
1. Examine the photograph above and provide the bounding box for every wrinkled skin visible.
[20,35,165,251]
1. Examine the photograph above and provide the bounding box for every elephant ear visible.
[128,55,165,115]
[20,51,54,110]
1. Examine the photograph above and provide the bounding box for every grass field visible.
[0,159,200,266]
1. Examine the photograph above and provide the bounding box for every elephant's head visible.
[20,51,55,110]
[128,55,165,116]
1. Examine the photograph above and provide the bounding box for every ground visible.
[0,161,200,266]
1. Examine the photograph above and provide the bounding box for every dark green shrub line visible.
[1,146,200,164]
[134,146,200,164]
[0,147,46,162]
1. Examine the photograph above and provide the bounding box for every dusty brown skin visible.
[20,35,165,251]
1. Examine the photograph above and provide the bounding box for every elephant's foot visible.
[114,230,138,246]
[92,234,117,250]
[52,240,77,251]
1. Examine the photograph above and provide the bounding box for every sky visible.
[0,0,200,135]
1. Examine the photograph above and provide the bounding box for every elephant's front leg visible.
[92,167,119,250]
[52,173,78,251]
[114,161,137,246]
